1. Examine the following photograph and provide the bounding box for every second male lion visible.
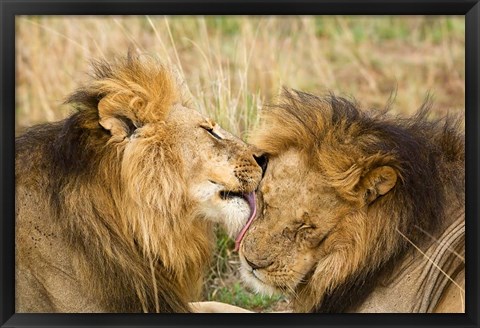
[237,89,464,313]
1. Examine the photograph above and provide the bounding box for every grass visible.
[210,282,284,312]
[15,15,465,311]
[204,228,286,311]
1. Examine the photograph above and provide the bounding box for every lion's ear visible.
[358,166,397,204]
[98,97,138,139]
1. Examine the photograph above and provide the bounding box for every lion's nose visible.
[253,154,268,178]
[245,256,272,270]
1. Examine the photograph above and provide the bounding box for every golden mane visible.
[67,53,190,125]
[16,54,212,312]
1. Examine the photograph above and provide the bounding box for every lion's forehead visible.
[261,150,327,210]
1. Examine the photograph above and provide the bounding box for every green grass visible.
[204,228,285,311]
[209,282,284,312]
[205,16,241,35]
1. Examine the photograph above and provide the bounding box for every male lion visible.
[16,54,266,313]
[237,89,465,313]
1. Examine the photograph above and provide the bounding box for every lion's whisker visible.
[413,224,465,262]
[396,228,465,295]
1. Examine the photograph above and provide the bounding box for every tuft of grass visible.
[210,282,284,312]
[204,228,286,312]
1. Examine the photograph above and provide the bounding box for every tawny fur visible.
[239,89,464,313]
[15,54,262,313]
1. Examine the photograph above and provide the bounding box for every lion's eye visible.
[200,125,223,140]
[298,224,313,231]
[295,224,316,241]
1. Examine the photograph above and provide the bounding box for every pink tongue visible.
[234,192,257,252]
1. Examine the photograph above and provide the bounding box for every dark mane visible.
[15,112,189,313]
[15,54,196,313]
[64,56,128,112]
[256,88,464,313]
[263,88,464,240]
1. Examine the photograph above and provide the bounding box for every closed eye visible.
[294,224,315,240]
[201,125,223,140]
[298,224,314,231]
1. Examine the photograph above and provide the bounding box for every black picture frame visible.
[1,1,479,327]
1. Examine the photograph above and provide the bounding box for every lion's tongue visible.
[234,192,257,252]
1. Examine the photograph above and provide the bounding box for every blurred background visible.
[16,15,465,312]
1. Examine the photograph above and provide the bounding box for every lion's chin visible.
[238,255,280,297]
[239,268,279,297]
[190,181,252,236]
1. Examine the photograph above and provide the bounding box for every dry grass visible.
[15,15,465,311]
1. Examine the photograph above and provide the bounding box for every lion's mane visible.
[253,89,464,312]
[16,55,213,312]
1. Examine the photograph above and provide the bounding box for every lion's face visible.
[121,103,264,238]
[171,104,264,237]
[239,149,398,301]
[239,149,345,295]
